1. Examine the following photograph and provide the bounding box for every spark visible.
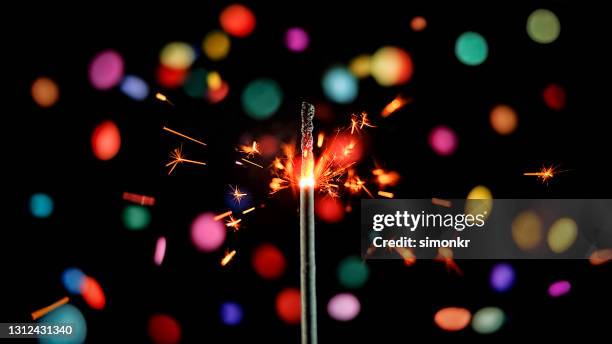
[372,168,400,187]
[432,198,452,208]
[350,112,376,135]
[162,126,207,146]
[238,141,260,157]
[214,210,233,221]
[221,250,237,266]
[155,92,174,106]
[31,296,70,320]
[378,191,394,198]
[225,216,242,231]
[239,158,264,169]
[166,146,206,175]
[344,169,373,198]
[434,248,463,276]
[524,165,558,183]
[122,192,155,206]
[229,185,247,205]
[394,247,416,266]
[242,206,256,214]
[317,132,325,148]
[381,95,411,117]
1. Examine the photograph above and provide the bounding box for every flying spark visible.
[166,146,206,175]
[238,141,260,157]
[214,210,233,221]
[162,126,207,146]
[242,206,256,214]
[524,165,558,183]
[239,158,264,169]
[378,191,394,198]
[350,112,376,134]
[229,185,247,205]
[155,92,174,106]
[381,95,411,117]
[225,216,242,231]
[221,250,237,266]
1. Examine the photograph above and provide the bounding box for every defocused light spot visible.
[327,293,361,321]
[120,75,149,101]
[203,30,231,61]
[81,276,105,310]
[434,307,471,331]
[543,83,566,110]
[39,305,87,344]
[207,80,230,104]
[276,288,301,324]
[220,301,243,326]
[349,54,371,79]
[547,217,578,253]
[30,193,54,218]
[589,248,612,265]
[512,210,542,250]
[465,185,493,219]
[160,42,195,70]
[548,280,571,297]
[252,243,286,279]
[242,78,283,119]
[207,71,222,91]
[455,32,488,66]
[183,68,207,98]
[411,16,427,32]
[527,9,560,44]
[490,262,515,292]
[31,77,59,107]
[156,65,188,88]
[191,212,225,252]
[429,125,457,156]
[89,50,124,90]
[91,120,121,160]
[371,46,414,86]
[258,134,280,158]
[61,267,85,295]
[337,256,369,289]
[148,314,181,344]
[154,236,166,266]
[490,104,518,135]
[315,196,344,223]
[322,65,358,104]
[122,205,151,230]
[220,4,256,38]
[471,307,505,334]
[285,27,309,52]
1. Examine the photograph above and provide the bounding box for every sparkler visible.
[299,101,317,344]
[523,165,558,183]
[166,146,207,175]
[31,296,70,320]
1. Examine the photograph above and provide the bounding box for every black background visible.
[4,1,612,342]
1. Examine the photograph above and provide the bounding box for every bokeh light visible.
[527,9,561,44]
[154,236,166,266]
[370,46,414,86]
[89,50,124,90]
[122,205,151,230]
[490,262,515,292]
[285,27,310,52]
[241,78,283,119]
[337,255,369,289]
[455,32,488,66]
[465,185,493,219]
[428,125,458,156]
[39,304,87,344]
[207,80,230,104]
[589,248,612,266]
[203,30,231,61]
[547,217,578,253]
[410,16,427,32]
[434,307,471,331]
[148,314,182,344]
[183,68,207,98]
[252,243,286,279]
[30,192,54,218]
[220,4,256,38]
[349,54,371,79]
[548,280,571,298]
[512,210,542,251]
[220,301,244,326]
[159,42,195,70]
[327,293,361,321]
[120,75,149,101]
[61,267,85,295]
[91,120,121,160]
[322,65,358,104]
[191,212,226,252]
[543,83,566,110]
[315,196,344,223]
[490,104,518,135]
[81,276,106,310]
[276,288,301,324]
[31,77,59,108]
[156,65,188,88]
[471,307,505,334]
